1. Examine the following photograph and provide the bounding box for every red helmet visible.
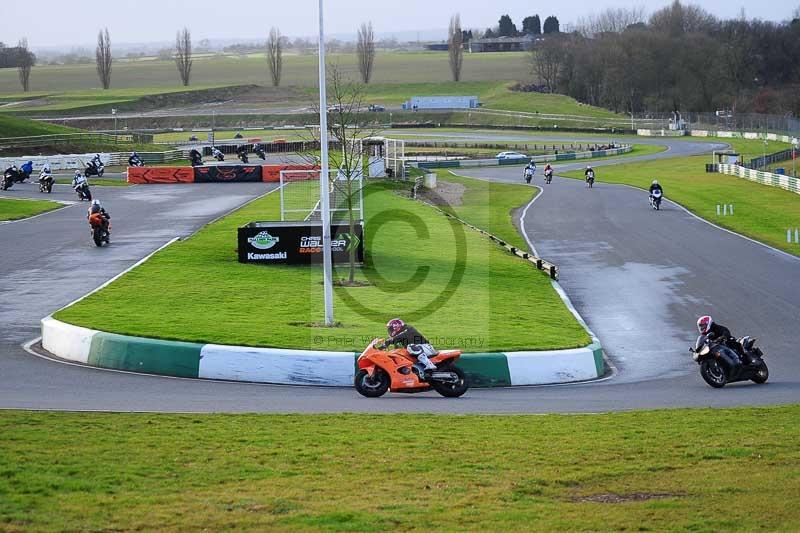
[386,318,405,337]
[697,315,713,335]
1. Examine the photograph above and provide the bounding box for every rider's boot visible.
[417,353,437,373]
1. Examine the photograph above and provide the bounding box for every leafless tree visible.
[532,36,566,92]
[576,7,646,37]
[298,66,383,284]
[356,22,376,84]
[95,28,112,89]
[649,0,716,36]
[175,28,193,86]
[17,38,34,92]
[448,14,464,81]
[266,27,283,87]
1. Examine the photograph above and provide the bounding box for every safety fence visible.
[413,144,632,170]
[0,149,190,171]
[747,148,796,170]
[127,163,316,184]
[718,164,800,195]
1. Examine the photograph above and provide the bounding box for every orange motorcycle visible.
[88,213,110,247]
[354,338,469,398]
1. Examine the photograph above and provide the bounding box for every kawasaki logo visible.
[248,231,279,250]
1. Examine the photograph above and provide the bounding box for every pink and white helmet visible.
[386,318,405,337]
[697,315,713,335]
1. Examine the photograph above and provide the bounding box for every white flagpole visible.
[318,0,334,325]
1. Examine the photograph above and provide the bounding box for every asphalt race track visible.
[1,137,799,413]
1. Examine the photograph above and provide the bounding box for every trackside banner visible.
[127,167,195,184]
[194,165,262,182]
[238,221,364,265]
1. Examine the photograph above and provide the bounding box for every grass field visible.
[0,51,531,93]
[0,197,62,221]
[0,114,80,137]
[1,406,798,531]
[563,139,800,255]
[55,177,588,352]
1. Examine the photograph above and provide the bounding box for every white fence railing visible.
[718,164,800,195]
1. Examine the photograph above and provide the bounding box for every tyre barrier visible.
[126,164,317,184]
[41,317,605,388]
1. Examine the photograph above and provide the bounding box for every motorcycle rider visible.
[697,315,751,365]
[19,160,34,181]
[212,147,224,161]
[72,170,89,199]
[543,163,553,180]
[189,148,203,166]
[128,151,144,166]
[379,319,438,374]
[87,198,110,234]
[38,162,53,187]
[585,166,595,187]
[236,143,249,162]
[649,179,663,196]
[523,162,534,183]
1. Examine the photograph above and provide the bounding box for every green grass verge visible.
[0,197,62,221]
[1,406,799,531]
[54,177,588,352]
[53,178,130,187]
[563,139,800,255]
[0,114,81,137]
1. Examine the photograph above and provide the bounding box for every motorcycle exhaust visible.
[430,372,459,383]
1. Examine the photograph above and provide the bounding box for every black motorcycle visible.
[129,157,145,167]
[2,167,17,190]
[238,151,249,164]
[85,161,105,177]
[38,172,54,193]
[254,146,266,160]
[74,181,92,201]
[649,190,663,210]
[189,150,203,167]
[689,334,769,388]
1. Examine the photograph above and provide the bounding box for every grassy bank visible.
[55,177,588,352]
[0,197,62,221]
[0,114,80,137]
[1,406,799,531]
[563,139,800,255]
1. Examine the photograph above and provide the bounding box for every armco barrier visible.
[718,164,800,195]
[194,165,263,183]
[127,166,195,184]
[41,316,604,387]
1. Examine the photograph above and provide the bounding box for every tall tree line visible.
[533,1,800,115]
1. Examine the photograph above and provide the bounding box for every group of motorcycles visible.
[190,145,268,167]
[523,166,553,185]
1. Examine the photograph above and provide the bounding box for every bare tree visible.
[356,22,376,84]
[175,28,193,87]
[576,7,646,37]
[96,28,112,89]
[17,38,34,92]
[266,27,283,87]
[532,36,566,92]
[299,66,383,284]
[448,14,464,82]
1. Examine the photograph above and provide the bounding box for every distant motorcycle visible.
[85,161,105,177]
[238,151,249,164]
[254,146,267,160]
[544,168,553,184]
[649,190,663,210]
[524,167,533,184]
[585,171,595,188]
[189,150,203,167]
[213,151,225,162]
[38,171,54,193]
[689,334,769,388]
[128,156,145,167]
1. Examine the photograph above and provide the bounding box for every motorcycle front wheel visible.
[355,369,390,398]
[700,359,727,388]
[751,361,769,384]
[431,366,469,398]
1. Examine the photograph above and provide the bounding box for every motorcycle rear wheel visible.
[92,227,104,247]
[751,361,769,384]
[355,369,390,398]
[700,359,727,388]
[431,366,469,398]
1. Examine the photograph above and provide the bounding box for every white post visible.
[318,0,334,326]
[723,204,727,216]
[789,229,793,244]
[717,204,721,216]
[796,228,799,244]
[729,204,733,216]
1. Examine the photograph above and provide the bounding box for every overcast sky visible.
[2,0,797,48]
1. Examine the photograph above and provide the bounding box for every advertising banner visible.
[238,221,364,265]
[127,166,195,184]
[194,165,262,183]
[262,164,319,182]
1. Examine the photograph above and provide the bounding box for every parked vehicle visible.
[88,212,110,247]
[689,334,769,388]
[496,151,528,161]
[649,190,663,210]
[354,338,469,398]
[368,104,386,112]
